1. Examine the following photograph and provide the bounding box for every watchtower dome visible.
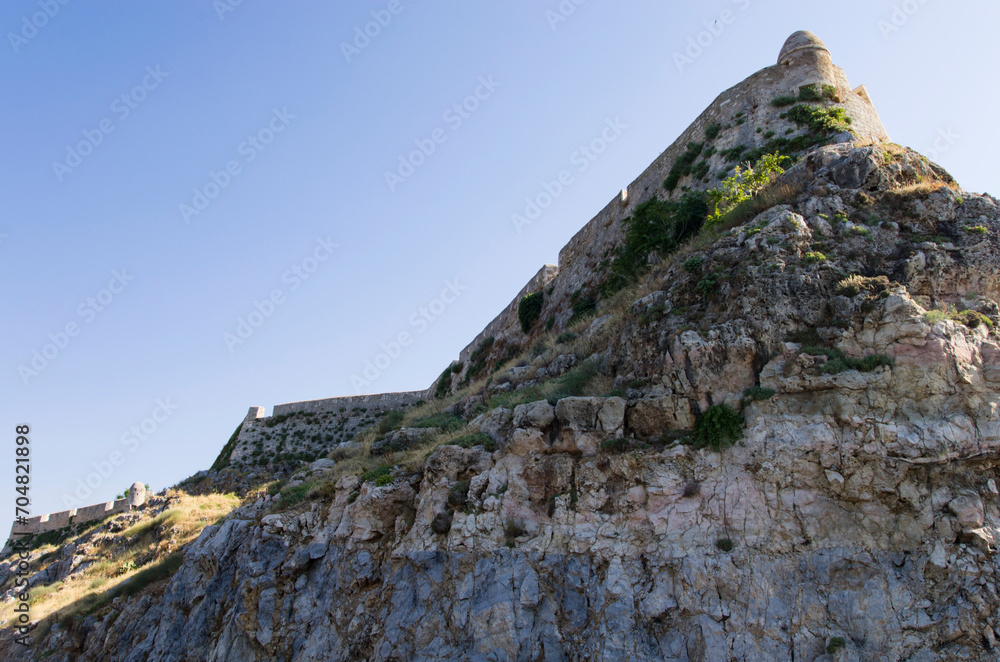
[777,30,838,90]
[778,31,831,66]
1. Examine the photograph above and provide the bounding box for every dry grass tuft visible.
[4,492,240,630]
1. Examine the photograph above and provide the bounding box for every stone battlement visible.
[7,482,146,541]
[271,390,430,417]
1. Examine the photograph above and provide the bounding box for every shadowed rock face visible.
[10,142,1000,662]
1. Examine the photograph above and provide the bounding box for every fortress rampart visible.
[451,31,889,379]
[271,390,429,417]
[7,482,146,540]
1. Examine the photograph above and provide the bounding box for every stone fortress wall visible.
[448,31,890,383]
[229,391,430,466]
[7,482,147,540]
[233,32,892,447]
[272,391,429,417]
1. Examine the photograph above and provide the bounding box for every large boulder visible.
[626,396,695,438]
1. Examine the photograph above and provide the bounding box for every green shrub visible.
[486,384,544,411]
[826,637,847,654]
[719,145,748,163]
[664,141,705,191]
[210,423,243,471]
[786,104,852,135]
[797,84,822,102]
[412,412,465,432]
[518,292,544,334]
[279,482,313,507]
[704,123,722,140]
[374,475,393,487]
[690,404,742,452]
[742,386,776,403]
[548,360,601,404]
[545,316,555,331]
[569,292,598,324]
[715,538,734,552]
[803,346,894,374]
[771,95,798,108]
[683,257,704,273]
[705,153,787,229]
[600,192,708,297]
[803,251,827,264]
[695,274,719,297]
[465,337,495,381]
[434,364,461,399]
[451,433,496,452]
[964,225,988,235]
[377,410,406,434]
[360,465,392,484]
[600,438,629,453]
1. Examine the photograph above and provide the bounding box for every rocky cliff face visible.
[8,141,1000,661]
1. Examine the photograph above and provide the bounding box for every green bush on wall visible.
[518,292,544,334]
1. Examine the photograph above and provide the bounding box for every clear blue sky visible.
[2,1,997,527]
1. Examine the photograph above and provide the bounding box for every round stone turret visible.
[778,31,830,65]
[128,482,147,508]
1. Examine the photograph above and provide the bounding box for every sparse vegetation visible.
[450,433,496,452]
[209,423,243,471]
[1,492,240,627]
[664,141,705,191]
[801,347,895,374]
[827,637,847,654]
[964,225,988,235]
[465,337,495,382]
[803,251,827,264]
[743,386,776,403]
[683,257,704,273]
[600,438,629,453]
[600,192,709,297]
[695,274,719,297]
[689,404,742,452]
[360,465,392,484]
[924,305,994,330]
[412,412,465,432]
[705,153,787,230]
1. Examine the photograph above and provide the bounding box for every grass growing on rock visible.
[6,491,240,631]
